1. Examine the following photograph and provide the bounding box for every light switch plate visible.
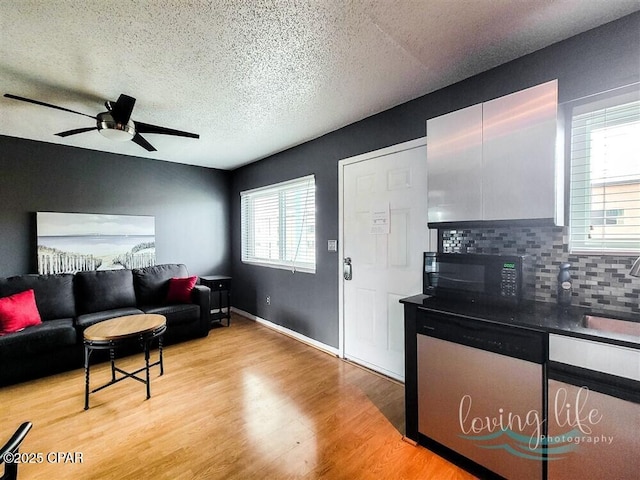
[328,240,337,252]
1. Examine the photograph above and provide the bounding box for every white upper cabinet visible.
[427,80,563,225]
[482,81,561,221]
[426,103,483,223]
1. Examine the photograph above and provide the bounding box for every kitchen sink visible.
[583,315,640,337]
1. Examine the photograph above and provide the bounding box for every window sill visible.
[569,248,640,257]
[241,259,316,274]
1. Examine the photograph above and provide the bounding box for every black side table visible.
[199,275,231,327]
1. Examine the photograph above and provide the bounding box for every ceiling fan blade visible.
[55,126,98,137]
[4,93,97,119]
[135,121,199,138]
[132,133,157,152]
[110,94,136,124]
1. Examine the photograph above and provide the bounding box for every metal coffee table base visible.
[83,325,166,410]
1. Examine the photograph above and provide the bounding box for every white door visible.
[339,138,432,381]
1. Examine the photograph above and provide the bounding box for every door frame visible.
[337,137,427,363]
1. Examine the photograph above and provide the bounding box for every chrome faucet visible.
[630,256,640,277]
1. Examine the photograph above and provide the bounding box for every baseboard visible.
[231,307,340,357]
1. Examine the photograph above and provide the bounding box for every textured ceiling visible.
[1,1,639,170]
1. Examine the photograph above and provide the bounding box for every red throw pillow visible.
[166,276,197,304]
[0,289,43,336]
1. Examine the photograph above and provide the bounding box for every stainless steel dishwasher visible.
[417,308,546,480]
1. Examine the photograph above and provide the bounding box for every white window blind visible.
[569,89,640,254]
[241,175,316,273]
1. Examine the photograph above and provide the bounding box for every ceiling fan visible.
[3,93,199,152]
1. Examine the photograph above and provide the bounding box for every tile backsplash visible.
[441,226,639,315]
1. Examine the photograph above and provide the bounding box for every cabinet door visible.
[547,380,640,479]
[482,80,559,221]
[427,104,483,223]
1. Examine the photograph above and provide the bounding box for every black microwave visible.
[423,252,534,305]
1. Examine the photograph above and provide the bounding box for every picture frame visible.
[36,212,156,274]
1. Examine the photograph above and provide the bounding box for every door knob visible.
[344,257,352,281]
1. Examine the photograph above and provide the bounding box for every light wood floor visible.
[1,314,476,479]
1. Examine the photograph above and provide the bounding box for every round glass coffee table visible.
[83,314,166,410]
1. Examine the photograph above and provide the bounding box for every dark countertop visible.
[400,294,640,350]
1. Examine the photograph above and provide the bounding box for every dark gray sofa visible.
[0,264,210,386]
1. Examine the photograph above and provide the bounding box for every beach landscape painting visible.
[37,212,156,274]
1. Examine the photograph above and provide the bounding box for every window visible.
[569,88,640,254]
[241,175,316,273]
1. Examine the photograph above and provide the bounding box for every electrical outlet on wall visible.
[266,296,271,305]
[328,240,337,252]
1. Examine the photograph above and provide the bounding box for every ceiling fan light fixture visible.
[6,92,197,152]
[96,112,135,141]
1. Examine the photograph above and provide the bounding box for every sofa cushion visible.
[0,289,42,335]
[75,307,144,330]
[0,318,76,358]
[142,304,200,326]
[133,264,189,306]
[0,273,76,320]
[75,270,137,314]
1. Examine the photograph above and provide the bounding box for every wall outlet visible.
[328,240,337,252]
[266,296,271,305]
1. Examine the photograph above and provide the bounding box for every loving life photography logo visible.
[457,386,609,460]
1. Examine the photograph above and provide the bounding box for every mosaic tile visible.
[441,226,639,315]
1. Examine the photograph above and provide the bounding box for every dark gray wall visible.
[230,12,640,348]
[0,136,231,277]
